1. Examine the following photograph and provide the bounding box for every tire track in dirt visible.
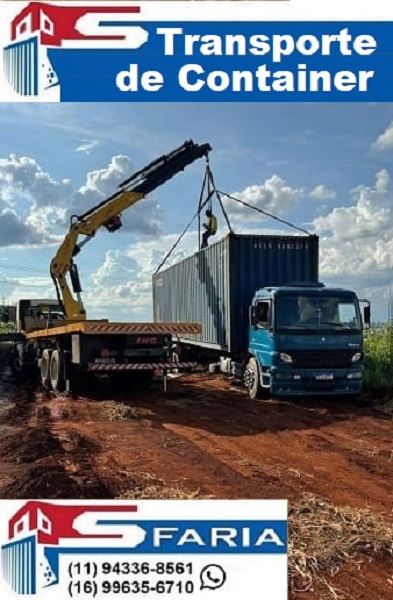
[119,375,393,513]
[159,421,393,513]
[48,406,295,499]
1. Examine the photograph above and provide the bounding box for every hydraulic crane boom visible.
[50,140,212,321]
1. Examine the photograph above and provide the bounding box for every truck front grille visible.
[290,350,354,368]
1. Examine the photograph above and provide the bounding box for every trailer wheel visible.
[40,349,51,387]
[245,357,264,400]
[49,350,65,392]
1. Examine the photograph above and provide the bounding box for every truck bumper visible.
[269,366,364,397]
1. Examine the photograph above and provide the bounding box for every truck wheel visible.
[40,349,51,387]
[245,357,263,400]
[49,350,65,392]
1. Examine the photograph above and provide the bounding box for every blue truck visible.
[152,233,370,399]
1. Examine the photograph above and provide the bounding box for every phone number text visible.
[69,562,193,578]
[68,580,195,597]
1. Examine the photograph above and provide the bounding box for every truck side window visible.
[257,301,270,329]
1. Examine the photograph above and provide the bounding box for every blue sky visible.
[1,102,393,321]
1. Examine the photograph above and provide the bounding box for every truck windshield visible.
[276,295,361,333]
[30,306,64,320]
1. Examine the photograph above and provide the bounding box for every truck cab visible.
[15,299,65,333]
[246,283,370,398]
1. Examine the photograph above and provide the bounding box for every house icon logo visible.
[0,501,142,595]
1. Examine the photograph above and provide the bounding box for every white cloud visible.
[0,152,163,247]
[80,232,200,319]
[372,121,393,150]
[75,140,99,154]
[0,207,60,247]
[71,155,163,237]
[91,250,140,288]
[0,155,73,246]
[223,175,303,221]
[77,155,131,201]
[310,184,336,201]
[0,271,16,285]
[0,273,54,305]
[313,169,392,241]
[0,154,72,208]
[374,168,390,193]
[311,168,393,311]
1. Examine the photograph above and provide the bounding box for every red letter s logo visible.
[64,13,149,49]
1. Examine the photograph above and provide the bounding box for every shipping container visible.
[4,37,39,96]
[152,233,319,354]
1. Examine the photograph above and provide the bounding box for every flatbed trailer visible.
[15,320,202,391]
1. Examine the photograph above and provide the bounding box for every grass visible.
[116,470,212,500]
[364,327,393,391]
[289,493,393,598]
[101,401,139,421]
[118,485,205,500]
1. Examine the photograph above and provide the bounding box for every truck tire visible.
[245,357,263,400]
[40,349,51,387]
[49,350,65,392]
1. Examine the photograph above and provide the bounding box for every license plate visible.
[94,358,116,364]
[315,373,334,380]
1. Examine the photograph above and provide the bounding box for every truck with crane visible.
[6,140,211,391]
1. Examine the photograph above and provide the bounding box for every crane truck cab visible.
[15,299,65,334]
[7,299,65,378]
[246,282,370,398]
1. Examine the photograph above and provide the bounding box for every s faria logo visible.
[3,2,148,97]
[0,501,143,594]
[0,500,286,596]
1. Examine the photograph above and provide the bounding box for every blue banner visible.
[2,10,393,101]
[46,22,393,101]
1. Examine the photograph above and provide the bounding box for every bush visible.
[364,327,392,390]
[0,323,15,334]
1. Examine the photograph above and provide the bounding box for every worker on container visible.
[201,209,217,249]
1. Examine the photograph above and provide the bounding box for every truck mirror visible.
[363,305,371,328]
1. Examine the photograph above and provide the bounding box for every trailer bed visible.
[25,321,202,340]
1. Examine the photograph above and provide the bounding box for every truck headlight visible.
[347,371,363,379]
[351,352,363,363]
[279,353,293,363]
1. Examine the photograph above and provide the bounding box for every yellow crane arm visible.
[50,190,144,320]
[49,140,211,321]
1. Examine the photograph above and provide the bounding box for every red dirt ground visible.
[0,370,392,599]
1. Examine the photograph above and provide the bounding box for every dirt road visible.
[0,369,392,599]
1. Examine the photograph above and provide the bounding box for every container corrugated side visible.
[152,234,319,354]
[153,236,230,350]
